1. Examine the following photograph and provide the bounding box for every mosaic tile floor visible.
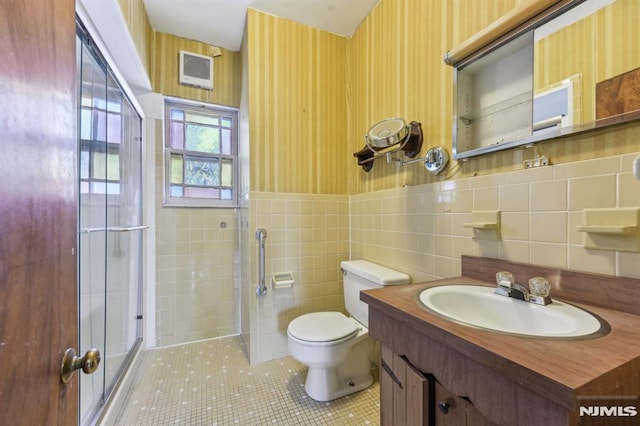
[113,336,380,425]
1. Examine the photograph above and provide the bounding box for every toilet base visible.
[302,335,375,402]
[305,368,373,402]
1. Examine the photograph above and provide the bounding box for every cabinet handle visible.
[438,401,450,415]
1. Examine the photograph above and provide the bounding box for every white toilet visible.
[287,259,410,401]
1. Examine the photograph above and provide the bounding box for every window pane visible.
[80,109,92,140]
[185,187,219,199]
[81,95,93,108]
[221,117,232,128]
[185,124,219,153]
[171,154,183,184]
[170,185,183,197]
[107,99,122,113]
[170,109,184,121]
[106,182,120,195]
[221,159,232,187]
[221,189,232,200]
[170,122,184,149]
[94,97,107,110]
[185,157,219,186]
[91,181,106,194]
[107,153,120,181]
[80,151,90,179]
[107,112,121,144]
[221,129,231,154]
[186,112,219,126]
[94,110,106,142]
[93,152,120,181]
[93,152,106,179]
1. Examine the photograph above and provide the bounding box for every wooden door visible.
[0,0,78,424]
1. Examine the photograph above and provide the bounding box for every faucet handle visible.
[528,277,552,305]
[528,277,550,297]
[496,271,515,288]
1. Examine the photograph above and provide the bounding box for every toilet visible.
[287,259,410,401]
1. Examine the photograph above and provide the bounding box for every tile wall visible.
[242,192,350,364]
[351,153,640,283]
[154,119,240,346]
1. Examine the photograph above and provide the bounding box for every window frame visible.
[163,98,239,208]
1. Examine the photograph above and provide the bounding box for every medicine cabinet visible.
[448,0,640,160]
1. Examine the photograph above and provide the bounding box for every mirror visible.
[453,0,640,159]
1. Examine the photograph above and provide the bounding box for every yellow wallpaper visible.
[117,0,640,195]
[596,0,640,80]
[246,9,348,194]
[347,0,519,194]
[117,0,153,74]
[116,0,241,107]
[348,0,640,194]
[151,32,242,107]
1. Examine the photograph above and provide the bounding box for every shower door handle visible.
[107,225,149,232]
[60,348,101,384]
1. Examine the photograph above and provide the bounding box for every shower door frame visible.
[76,16,146,425]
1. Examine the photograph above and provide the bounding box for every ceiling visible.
[142,0,380,52]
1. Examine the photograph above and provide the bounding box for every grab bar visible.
[255,228,268,296]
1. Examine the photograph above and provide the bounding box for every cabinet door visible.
[380,346,429,426]
[466,403,497,426]
[435,382,467,425]
[435,382,497,426]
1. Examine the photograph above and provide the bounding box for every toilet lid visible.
[288,312,359,342]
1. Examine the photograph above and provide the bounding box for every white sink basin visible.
[418,285,606,339]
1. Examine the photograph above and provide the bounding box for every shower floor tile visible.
[113,336,380,425]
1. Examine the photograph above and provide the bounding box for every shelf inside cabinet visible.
[459,91,532,123]
[451,30,534,158]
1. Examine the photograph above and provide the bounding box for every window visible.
[164,99,238,207]
[79,67,125,195]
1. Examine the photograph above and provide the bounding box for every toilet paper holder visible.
[272,272,295,289]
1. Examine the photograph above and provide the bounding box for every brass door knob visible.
[60,348,101,384]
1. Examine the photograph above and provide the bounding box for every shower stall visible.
[76,20,144,424]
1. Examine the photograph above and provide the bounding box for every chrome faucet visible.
[495,271,551,305]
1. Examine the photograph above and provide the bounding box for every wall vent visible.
[179,50,213,90]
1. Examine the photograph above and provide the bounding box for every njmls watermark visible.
[579,406,638,417]
[578,395,639,421]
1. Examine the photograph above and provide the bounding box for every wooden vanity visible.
[361,256,640,425]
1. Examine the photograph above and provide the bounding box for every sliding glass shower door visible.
[77,21,143,424]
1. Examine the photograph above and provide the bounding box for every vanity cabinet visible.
[372,305,574,425]
[435,382,495,426]
[380,344,495,426]
[363,255,640,426]
[380,346,429,426]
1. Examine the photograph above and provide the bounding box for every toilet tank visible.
[340,260,411,327]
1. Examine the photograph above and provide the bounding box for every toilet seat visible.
[288,312,360,343]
